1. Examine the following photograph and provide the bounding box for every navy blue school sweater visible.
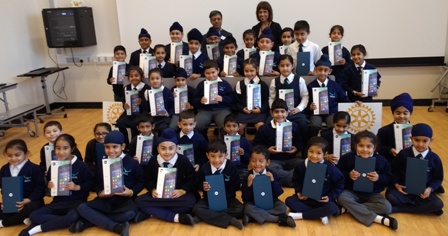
[250,50,281,73]
[141,86,174,117]
[128,134,159,159]
[122,83,152,114]
[84,138,100,172]
[107,64,131,99]
[177,132,208,167]
[252,121,303,160]
[216,55,244,76]
[320,129,355,155]
[39,145,83,172]
[241,168,283,203]
[391,147,443,191]
[292,160,345,202]
[376,122,399,162]
[191,78,234,111]
[321,46,351,86]
[47,157,93,203]
[144,154,199,199]
[274,75,304,108]
[192,52,209,77]
[159,62,176,78]
[170,85,196,108]
[198,161,240,200]
[164,42,190,62]
[219,134,252,169]
[96,154,145,205]
[337,152,391,194]
[129,48,154,67]
[234,79,270,114]
[342,62,382,102]
[307,78,349,114]
[236,49,244,60]
[0,160,45,202]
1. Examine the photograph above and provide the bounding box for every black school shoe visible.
[229,217,244,230]
[435,186,445,194]
[179,213,195,225]
[278,215,296,228]
[432,210,444,216]
[381,215,398,230]
[18,224,36,236]
[133,210,151,223]
[69,219,93,233]
[113,222,130,236]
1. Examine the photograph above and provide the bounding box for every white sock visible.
[340,206,348,214]
[374,215,389,226]
[288,212,303,220]
[23,218,32,226]
[0,220,4,227]
[173,213,179,223]
[321,216,329,225]
[28,225,42,235]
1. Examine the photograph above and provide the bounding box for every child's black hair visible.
[271,99,288,111]
[207,140,227,153]
[306,136,328,154]
[243,58,259,71]
[281,27,294,37]
[93,122,112,133]
[294,20,310,33]
[251,145,270,160]
[54,134,77,151]
[153,44,165,52]
[148,68,163,78]
[243,29,256,39]
[278,54,294,65]
[128,66,144,78]
[44,120,62,132]
[3,139,28,155]
[329,25,344,36]
[223,36,237,48]
[333,111,351,124]
[203,60,219,71]
[179,110,196,122]
[223,114,239,125]
[354,130,377,148]
[114,45,126,54]
[136,114,154,126]
[351,44,367,56]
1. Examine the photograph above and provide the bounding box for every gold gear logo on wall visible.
[107,103,124,124]
[347,104,376,133]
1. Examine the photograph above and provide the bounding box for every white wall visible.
[0,0,445,112]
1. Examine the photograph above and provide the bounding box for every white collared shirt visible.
[10,159,28,177]
[268,75,309,111]
[141,48,151,54]
[179,130,194,139]
[304,158,325,167]
[157,153,178,168]
[211,159,227,174]
[412,146,429,159]
[252,168,267,175]
[207,77,223,83]
[151,85,165,91]
[317,78,328,87]
[132,82,146,91]
[355,61,366,69]
[70,155,78,164]
[287,39,321,72]
[158,61,166,68]
[190,50,202,59]
[270,119,290,129]
[332,129,348,136]
[235,76,260,94]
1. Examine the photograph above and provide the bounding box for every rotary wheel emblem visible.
[107,103,124,124]
[347,104,376,133]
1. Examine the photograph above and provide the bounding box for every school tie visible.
[416,154,424,159]
[284,77,289,84]
[299,44,303,52]
[143,50,147,54]
[321,83,325,87]
[158,64,162,69]
[214,169,221,175]
[162,162,170,167]
[133,87,137,91]
[250,80,254,84]
[357,66,363,75]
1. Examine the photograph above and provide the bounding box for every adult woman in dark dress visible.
[252,1,282,50]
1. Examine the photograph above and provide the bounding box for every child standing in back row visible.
[129,28,153,66]
[107,45,130,101]
[321,25,351,86]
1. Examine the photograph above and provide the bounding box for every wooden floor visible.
[1,106,448,236]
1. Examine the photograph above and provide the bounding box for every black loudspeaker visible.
[42,7,96,48]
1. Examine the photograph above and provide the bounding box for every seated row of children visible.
[109,21,379,105]
[1,118,443,234]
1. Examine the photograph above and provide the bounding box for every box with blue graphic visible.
[102,158,124,195]
[224,135,240,165]
[136,135,154,165]
[276,121,293,152]
[156,168,177,198]
[177,144,195,166]
[50,160,72,196]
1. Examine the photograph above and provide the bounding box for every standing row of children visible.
[0,90,444,234]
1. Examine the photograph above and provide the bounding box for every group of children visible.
[0,88,445,234]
